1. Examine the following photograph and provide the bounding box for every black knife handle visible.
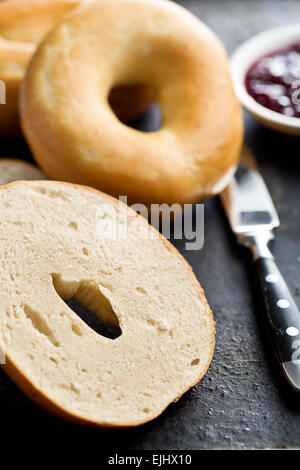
[254,255,300,391]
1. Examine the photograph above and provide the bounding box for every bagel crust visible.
[21,0,243,205]
[0,0,152,136]
[0,0,82,136]
[0,180,214,427]
[0,158,46,185]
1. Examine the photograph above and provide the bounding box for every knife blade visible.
[220,143,300,393]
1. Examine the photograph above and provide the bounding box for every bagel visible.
[0,158,46,185]
[0,180,214,427]
[20,0,243,206]
[0,0,153,136]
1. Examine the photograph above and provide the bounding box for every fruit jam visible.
[245,42,300,118]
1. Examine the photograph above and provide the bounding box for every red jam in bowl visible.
[245,42,300,117]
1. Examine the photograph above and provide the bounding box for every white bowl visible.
[231,23,300,135]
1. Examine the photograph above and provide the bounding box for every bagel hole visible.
[129,102,162,132]
[66,298,121,340]
[52,275,121,340]
[109,85,162,132]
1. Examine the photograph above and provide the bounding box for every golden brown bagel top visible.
[0,0,80,80]
[0,0,83,135]
[21,0,243,205]
[0,0,79,43]
[0,0,153,135]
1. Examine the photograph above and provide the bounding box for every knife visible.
[220,143,300,392]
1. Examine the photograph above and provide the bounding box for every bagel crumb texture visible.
[0,181,214,427]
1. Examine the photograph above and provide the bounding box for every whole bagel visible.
[0,0,152,136]
[21,0,243,205]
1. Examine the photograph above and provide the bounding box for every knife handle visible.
[254,254,300,392]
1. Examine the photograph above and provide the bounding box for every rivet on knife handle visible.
[242,232,300,392]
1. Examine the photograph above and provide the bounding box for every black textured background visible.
[1,0,300,450]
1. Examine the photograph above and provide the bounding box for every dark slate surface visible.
[1,0,300,450]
